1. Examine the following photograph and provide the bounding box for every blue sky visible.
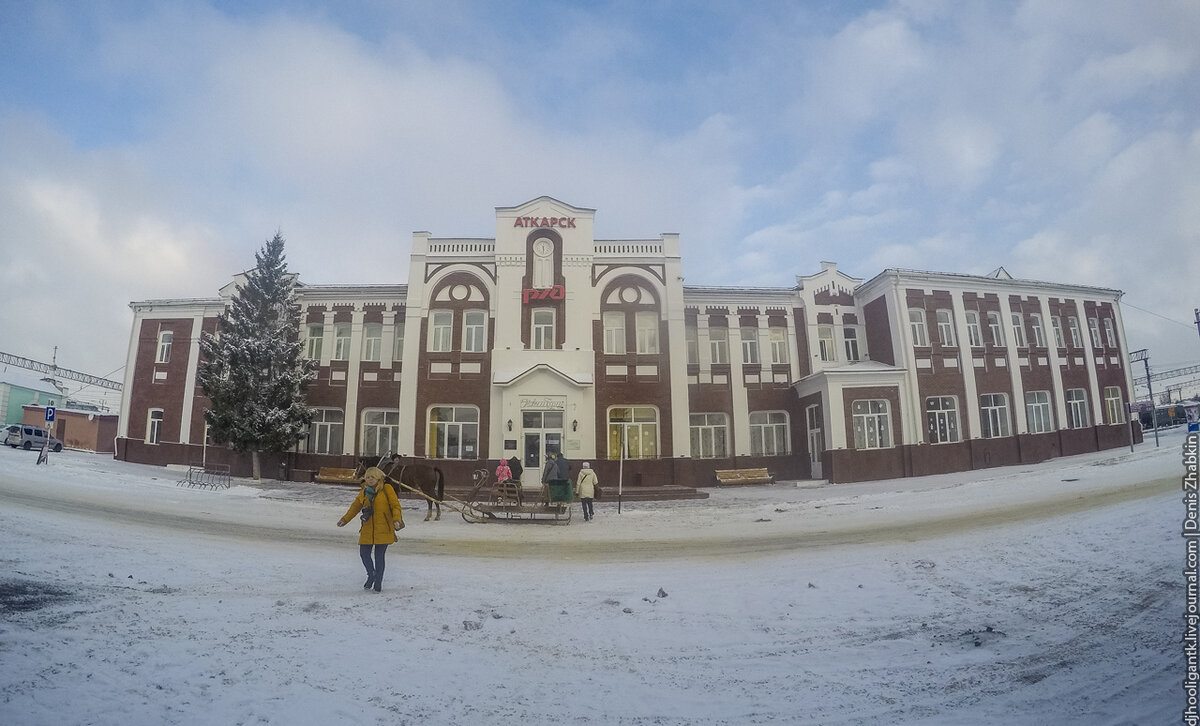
[2,0,1199,403]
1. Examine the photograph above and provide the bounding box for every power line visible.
[1122,301,1196,329]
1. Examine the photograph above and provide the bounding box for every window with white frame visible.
[852,399,891,449]
[689,413,729,458]
[306,324,324,360]
[1103,318,1117,348]
[1104,386,1124,424]
[1011,313,1027,348]
[709,327,729,364]
[1025,390,1054,434]
[1066,388,1090,428]
[935,310,955,346]
[685,321,699,364]
[156,330,173,364]
[965,310,982,347]
[749,411,790,455]
[770,327,789,364]
[926,396,960,444]
[361,409,399,457]
[1067,316,1083,348]
[740,326,759,364]
[306,408,344,455]
[362,323,382,362]
[842,327,860,362]
[429,310,453,352]
[428,405,479,459]
[636,312,659,354]
[909,309,929,346]
[979,393,1011,438]
[392,321,405,361]
[1030,313,1046,347]
[608,406,659,459]
[428,406,479,459]
[817,326,836,362]
[1051,316,1065,348]
[146,409,164,445]
[603,311,626,355]
[532,308,555,350]
[463,310,487,353]
[986,312,1004,346]
[1087,317,1101,348]
[333,323,352,360]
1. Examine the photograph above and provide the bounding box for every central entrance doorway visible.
[521,410,563,488]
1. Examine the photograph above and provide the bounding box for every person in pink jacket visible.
[337,466,404,593]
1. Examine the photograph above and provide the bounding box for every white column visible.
[179,312,205,443]
[1038,297,1068,429]
[950,293,981,439]
[343,306,365,455]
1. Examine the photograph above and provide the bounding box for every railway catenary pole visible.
[1131,349,1159,448]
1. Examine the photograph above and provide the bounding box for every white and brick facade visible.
[117,197,1139,486]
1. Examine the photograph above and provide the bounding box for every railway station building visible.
[116,196,1140,489]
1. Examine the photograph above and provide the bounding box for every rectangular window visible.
[463,310,487,353]
[429,310,453,352]
[852,400,891,449]
[1030,314,1046,348]
[428,405,479,459]
[306,408,344,455]
[1103,318,1117,348]
[979,393,1011,438]
[146,409,164,445]
[935,310,955,347]
[986,312,1004,346]
[1067,317,1083,348]
[925,396,960,444]
[709,327,729,364]
[1087,317,1101,348]
[608,406,659,459]
[965,311,982,347]
[603,311,626,355]
[636,312,659,354]
[1104,386,1124,424]
[1051,316,1065,348]
[306,324,324,360]
[770,327,789,364]
[740,326,759,364]
[909,309,929,347]
[362,410,399,457]
[749,411,789,456]
[1025,391,1054,434]
[1066,388,1090,428]
[685,322,699,365]
[532,308,555,350]
[689,413,729,458]
[1010,313,1026,348]
[818,326,836,362]
[334,323,352,360]
[392,321,405,361]
[362,323,382,362]
[842,327,860,362]
[156,330,173,364]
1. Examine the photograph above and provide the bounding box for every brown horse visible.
[383,458,446,521]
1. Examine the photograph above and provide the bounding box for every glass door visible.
[520,410,563,487]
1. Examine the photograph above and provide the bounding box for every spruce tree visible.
[198,232,316,479]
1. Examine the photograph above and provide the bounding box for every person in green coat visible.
[337,466,404,593]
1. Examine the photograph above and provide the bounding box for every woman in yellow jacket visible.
[337,467,404,593]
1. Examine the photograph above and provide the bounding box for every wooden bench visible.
[714,467,774,486]
[315,467,361,485]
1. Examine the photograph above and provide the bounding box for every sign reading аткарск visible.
[513,216,576,228]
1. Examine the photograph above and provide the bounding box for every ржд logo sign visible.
[522,285,565,304]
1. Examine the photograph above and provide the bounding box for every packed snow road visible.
[0,441,1179,561]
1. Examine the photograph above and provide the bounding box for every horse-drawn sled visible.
[346,456,572,524]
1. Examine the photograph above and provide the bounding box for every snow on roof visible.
[0,369,63,396]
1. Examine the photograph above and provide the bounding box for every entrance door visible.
[521,410,564,488]
[806,404,824,479]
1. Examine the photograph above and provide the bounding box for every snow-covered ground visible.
[0,430,1188,725]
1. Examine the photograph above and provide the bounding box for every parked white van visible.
[4,424,63,452]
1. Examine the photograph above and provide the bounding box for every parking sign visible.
[45,406,55,422]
